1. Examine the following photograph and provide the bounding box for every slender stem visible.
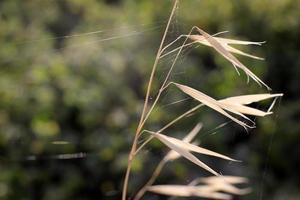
[160,41,197,59]
[138,0,179,128]
[159,30,230,59]
[160,35,189,56]
[160,26,206,97]
[130,27,205,199]
[139,26,199,130]
[134,159,167,200]
[137,82,172,134]
[135,103,203,156]
[135,135,154,156]
[161,104,203,132]
[121,1,178,200]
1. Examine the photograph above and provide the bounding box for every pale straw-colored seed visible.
[174,83,251,129]
[189,35,265,60]
[174,83,282,129]
[164,123,202,161]
[151,132,238,175]
[190,27,271,90]
[147,185,232,200]
[219,93,283,105]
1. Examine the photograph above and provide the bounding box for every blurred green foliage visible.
[0,0,299,199]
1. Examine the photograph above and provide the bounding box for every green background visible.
[0,0,299,199]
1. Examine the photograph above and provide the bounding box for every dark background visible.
[0,0,299,199]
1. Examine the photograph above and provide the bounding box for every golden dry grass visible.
[122,1,283,199]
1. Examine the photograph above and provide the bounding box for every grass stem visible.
[121,1,178,199]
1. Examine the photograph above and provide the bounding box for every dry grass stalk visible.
[121,1,179,199]
[121,1,283,199]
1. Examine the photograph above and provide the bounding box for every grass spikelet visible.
[190,27,271,90]
[195,176,249,185]
[164,122,202,161]
[219,93,283,105]
[174,83,252,129]
[150,132,219,175]
[150,131,239,175]
[148,176,251,199]
[147,185,232,200]
[189,35,265,60]
[174,83,281,129]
